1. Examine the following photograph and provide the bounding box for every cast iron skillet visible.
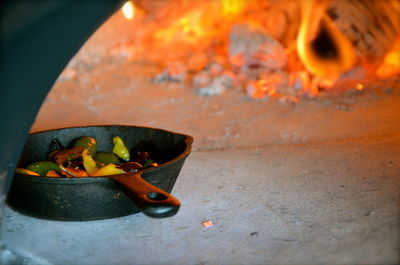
[7,125,193,221]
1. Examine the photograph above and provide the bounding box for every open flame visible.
[376,36,400,78]
[223,0,245,17]
[117,0,400,100]
[296,0,356,90]
[121,1,135,20]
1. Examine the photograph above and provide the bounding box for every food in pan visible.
[15,136,158,178]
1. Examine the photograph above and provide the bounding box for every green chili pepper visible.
[26,161,60,176]
[73,136,97,156]
[94,152,120,165]
[112,136,130,161]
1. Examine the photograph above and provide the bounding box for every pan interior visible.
[18,125,191,168]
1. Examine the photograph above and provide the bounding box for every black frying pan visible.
[6,125,193,221]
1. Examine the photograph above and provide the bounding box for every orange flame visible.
[376,36,400,78]
[122,1,135,20]
[297,0,356,88]
[223,0,244,16]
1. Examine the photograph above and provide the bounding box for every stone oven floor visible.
[1,59,399,265]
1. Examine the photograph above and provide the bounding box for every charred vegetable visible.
[132,151,151,164]
[48,146,85,166]
[118,162,142,173]
[48,138,65,154]
[73,136,97,156]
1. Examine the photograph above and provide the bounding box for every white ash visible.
[153,64,187,83]
[192,62,226,87]
[228,24,287,73]
[192,61,236,96]
[192,70,212,88]
[207,62,225,76]
[196,72,235,96]
[286,72,302,93]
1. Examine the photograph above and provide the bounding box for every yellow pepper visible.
[82,149,98,175]
[82,149,125,176]
[94,163,125,176]
[15,168,40,176]
[112,136,130,161]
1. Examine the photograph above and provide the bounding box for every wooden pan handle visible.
[109,173,180,218]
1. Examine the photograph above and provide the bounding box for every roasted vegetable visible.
[95,164,126,176]
[94,152,120,165]
[112,136,130,161]
[73,136,97,156]
[82,149,125,176]
[49,146,85,165]
[82,149,98,175]
[132,151,151,164]
[118,162,142,173]
[15,168,40,176]
[18,135,158,178]
[26,161,60,176]
[59,165,89,178]
[46,170,61,178]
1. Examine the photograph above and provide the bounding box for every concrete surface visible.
[32,59,400,152]
[1,135,399,265]
[2,49,400,265]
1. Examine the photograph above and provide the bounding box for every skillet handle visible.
[110,173,180,218]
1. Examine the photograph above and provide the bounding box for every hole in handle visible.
[147,192,168,201]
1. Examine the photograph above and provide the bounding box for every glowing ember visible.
[356,83,364,91]
[201,220,214,228]
[121,1,135,20]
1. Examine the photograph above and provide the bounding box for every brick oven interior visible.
[1,0,399,264]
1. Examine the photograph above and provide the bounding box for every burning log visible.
[296,0,400,88]
[328,0,400,64]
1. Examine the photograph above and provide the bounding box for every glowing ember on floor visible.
[201,220,214,228]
